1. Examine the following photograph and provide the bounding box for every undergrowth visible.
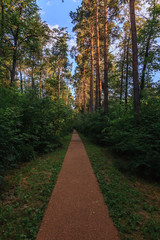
[81,134,160,240]
[74,99,160,180]
[0,134,72,240]
[0,87,74,185]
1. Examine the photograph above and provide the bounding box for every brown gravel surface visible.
[36,130,120,240]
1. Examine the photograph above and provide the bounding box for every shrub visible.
[0,88,74,184]
[74,100,160,180]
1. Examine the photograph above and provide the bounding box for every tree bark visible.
[125,37,130,106]
[58,65,61,99]
[40,70,42,98]
[31,66,35,89]
[89,22,95,112]
[11,2,23,85]
[140,1,155,98]
[11,48,17,86]
[0,0,4,59]
[20,64,23,93]
[120,44,126,104]
[104,0,109,116]
[130,0,141,122]
[95,0,102,108]
[83,67,86,113]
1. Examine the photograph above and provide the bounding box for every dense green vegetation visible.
[0,0,74,185]
[82,135,160,240]
[0,1,160,239]
[75,98,160,180]
[0,1,159,183]
[72,0,160,181]
[0,2,159,240]
[0,134,72,240]
[0,88,73,185]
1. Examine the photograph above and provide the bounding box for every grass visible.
[0,134,72,240]
[80,134,160,240]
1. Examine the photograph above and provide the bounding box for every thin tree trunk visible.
[83,67,86,113]
[66,87,68,105]
[120,63,124,104]
[89,22,95,112]
[11,47,18,86]
[20,65,23,93]
[40,70,42,98]
[31,66,35,89]
[140,1,155,98]
[95,0,102,108]
[120,46,126,104]
[130,0,141,122]
[66,78,69,105]
[58,65,61,99]
[0,0,4,85]
[125,37,130,105]
[11,2,23,85]
[0,0,4,59]
[140,37,150,97]
[104,0,109,116]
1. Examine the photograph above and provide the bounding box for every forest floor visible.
[0,134,72,240]
[36,130,119,240]
[1,131,160,240]
[81,134,160,240]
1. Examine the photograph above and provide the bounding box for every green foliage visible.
[82,135,160,240]
[0,134,71,240]
[74,100,160,180]
[0,88,73,184]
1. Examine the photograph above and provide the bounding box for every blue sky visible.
[37,0,159,83]
[37,0,82,40]
[37,0,82,76]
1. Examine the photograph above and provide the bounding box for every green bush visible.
[74,100,160,180]
[19,144,35,162]
[0,88,74,184]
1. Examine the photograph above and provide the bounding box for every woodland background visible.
[0,0,160,183]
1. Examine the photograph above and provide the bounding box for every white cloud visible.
[39,10,45,15]
[46,1,52,6]
[48,24,59,30]
[46,24,60,49]
[73,0,81,3]
[68,35,77,50]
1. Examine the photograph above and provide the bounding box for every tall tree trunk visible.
[140,36,151,97]
[20,64,23,93]
[89,22,95,112]
[11,2,23,85]
[66,87,68,105]
[125,37,130,106]
[83,67,86,113]
[11,48,17,86]
[120,46,126,104]
[58,65,61,99]
[140,1,155,98]
[0,0,4,59]
[95,0,102,108]
[31,66,35,89]
[120,62,124,104]
[66,78,69,105]
[40,70,42,98]
[104,0,109,116]
[130,0,141,122]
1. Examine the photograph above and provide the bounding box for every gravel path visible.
[36,130,120,240]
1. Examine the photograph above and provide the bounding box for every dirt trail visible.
[36,130,120,240]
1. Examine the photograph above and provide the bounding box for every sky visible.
[37,0,160,83]
[37,0,82,48]
[37,0,83,81]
